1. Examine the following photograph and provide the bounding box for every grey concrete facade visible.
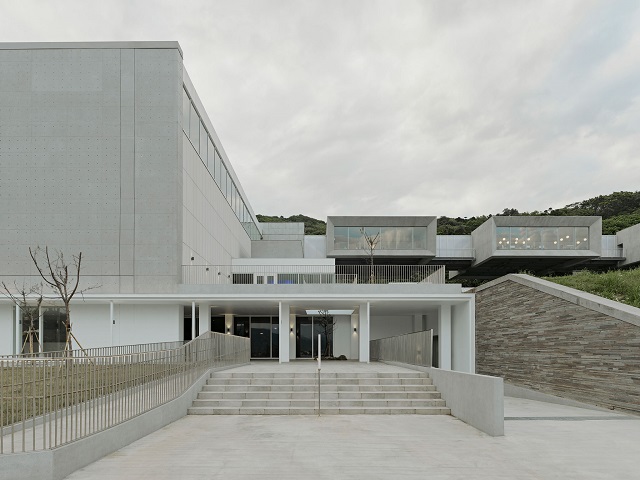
[0,44,184,293]
[0,42,258,296]
[617,222,640,268]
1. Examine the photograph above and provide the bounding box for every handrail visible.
[0,332,250,453]
[182,264,446,285]
[0,340,188,360]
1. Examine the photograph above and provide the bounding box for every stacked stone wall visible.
[476,278,640,413]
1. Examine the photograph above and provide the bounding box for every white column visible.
[198,303,210,335]
[110,301,114,346]
[191,301,196,339]
[289,313,296,360]
[413,314,422,332]
[278,302,290,363]
[358,302,370,363]
[439,304,452,370]
[350,312,359,360]
[15,304,21,355]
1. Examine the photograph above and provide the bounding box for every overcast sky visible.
[1,0,639,219]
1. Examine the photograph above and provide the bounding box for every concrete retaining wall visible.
[475,274,640,414]
[382,361,504,436]
[0,363,248,480]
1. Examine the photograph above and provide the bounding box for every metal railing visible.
[0,332,250,453]
[182,264,446,285]
[370,330,433,367]
[0,341,188,360]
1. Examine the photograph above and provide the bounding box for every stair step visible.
[202,384,437,392]
[213,372,425,379]
[188,406,451,415]
[190,370,449,416]
[207,378,432,386]
[192,398,446,407]
[197,391,441,400]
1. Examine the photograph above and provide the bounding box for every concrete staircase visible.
[188,371,450,415]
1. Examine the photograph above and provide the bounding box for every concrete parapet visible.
[0,364,248,480]
[380,361,504,436]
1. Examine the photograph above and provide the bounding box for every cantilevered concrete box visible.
[469,216,602,276]
[326,216,437,259]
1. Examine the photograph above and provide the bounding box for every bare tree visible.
[29,246,95,353]
[1,281,43,354]
[315,309,337,358]
[360,228,380,284]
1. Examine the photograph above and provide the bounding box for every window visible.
[496,227,510,249]
[189,103,199,150]
[396,227,413,250]
[575,227,589,250]
[496,226,589,251]
[225,171,232,201]
[215,151,222,185]
[413,227,427,249]
[333,226,429,250]
[207,138,214,172]
[334,227,348,249]
[220,164,228,197]
[199,121,208,160]
[182,89,190,135]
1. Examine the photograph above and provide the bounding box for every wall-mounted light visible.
[290,327,293,333]
[353,327,357,333]
[226,327,230,334]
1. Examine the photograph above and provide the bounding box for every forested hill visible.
[257,191,640,236]
[255,215,327,235]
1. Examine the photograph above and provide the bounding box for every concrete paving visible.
[65,362,640,480]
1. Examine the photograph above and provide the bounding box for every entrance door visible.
[295,317,331,358]
[250,317,271,358]
[296,317,313,358]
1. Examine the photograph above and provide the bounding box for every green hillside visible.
[256,214,327,235]
[257,191,640,236]
[544,268,640,309]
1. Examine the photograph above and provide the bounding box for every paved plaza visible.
[62,362,640,480]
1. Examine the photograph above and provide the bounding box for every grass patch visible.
[1,362,177,428]
[544,267,640,309]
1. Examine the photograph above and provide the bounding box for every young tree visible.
[29,246,94,353]
[1,281,43,354]
[315,309,337,358]
[360,228,380,284]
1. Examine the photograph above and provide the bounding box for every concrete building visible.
[0,42,638,367]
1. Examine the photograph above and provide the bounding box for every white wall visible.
[452,302,474,373]
[116,304,181,345]
[60,303,181,348]
[370,315,414,340]
[332,315,352,358]
[0,304,14,355]
[72,304,111,349]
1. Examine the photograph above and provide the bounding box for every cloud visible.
[1,0,639,219]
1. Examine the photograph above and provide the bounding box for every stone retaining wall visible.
[475,274,640,414]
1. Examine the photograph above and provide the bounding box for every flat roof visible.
[0,41,183,57]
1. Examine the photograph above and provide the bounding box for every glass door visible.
[296,317,313,358]
[295,316,331,358]
[250,317,271,358]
